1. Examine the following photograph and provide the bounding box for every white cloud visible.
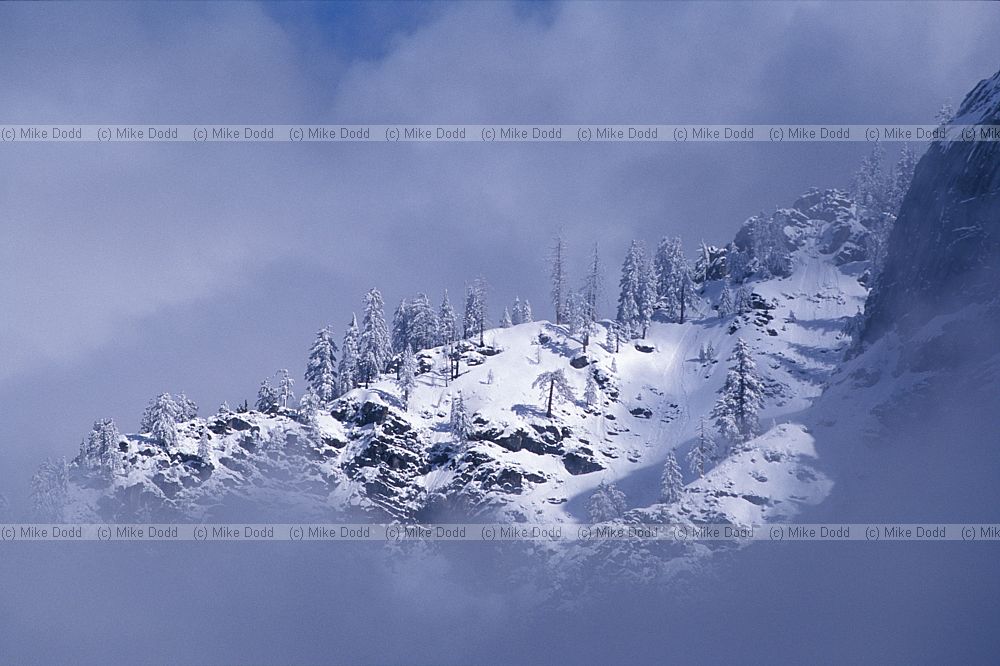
[1,0,999,384]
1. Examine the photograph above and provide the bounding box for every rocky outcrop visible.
[863,68,1000,344]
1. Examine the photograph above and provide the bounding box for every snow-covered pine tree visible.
[359,288,391,386]
[660,450,683,503]
[391,298,413,356]
[550,231,569,325]
[566,289,586,338]
[672,252,697,323]
[437,348,451,387]
[726,243,750,283]
[143,393,180,448]
[361,349,378,389]
[889,144,918,214]
[298,388,321,426]
[463,278,488,345]
[570,259,600,351]
[637,244,657,337]
[397,344,417,408]
[438,290,458,345]
[718,283,734,318]
[80,418,122,475]
[584,370,600,409]
[653,235,697,320]
[935,100,955,127]
[711,338,765,449]
[616,240,644,339]
[176,393,199,421]
[79,419,103,469]
[851,141,891,214]
[500,307,513,328]
[587,480,627,522]
[581,243,602,341]
[734,285,752,314]
[520,299,533,323]
[409,292,440,350]
[745,214,792,279]
[449,391,470,443]
[866,144,920,281]
[305,326,339,404]
[197,430,212,462]
[531,369,576,417]
[694,240,712,284]
[510,297,525,325]
[687,417,716,477]
[139,395,162,432]
[256,378,279,412]
[276,369,295,409]
[653,236,682,315]
[30,457,69,522]
[605,320,621,352]
[338,314,361,395]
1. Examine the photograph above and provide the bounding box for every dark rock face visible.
[864,68,1000,344]
[563,450,604,475]
[629,407,653,419]
[355,400,390,427]
[473,422,569,457]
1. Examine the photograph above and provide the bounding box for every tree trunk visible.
[546,380,554,417]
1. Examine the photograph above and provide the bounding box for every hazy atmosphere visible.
[2,2,1000,663]
[3,1,998,501]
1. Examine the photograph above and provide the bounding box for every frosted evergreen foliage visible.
[587,480,627,522]
[711,338,765,448]
[660,451,684,503]
[463,278,488,345]
[438,290,458,345]
[532,369,575,417]
[397,344,418,408]
[339,315,361,395]
[305,326,339,404]
[360,288,391,386]
[256,378,279,412]
[550,231,569,325]
[617,240,655,338]
[687,418,717,477]
[31,457,69,522]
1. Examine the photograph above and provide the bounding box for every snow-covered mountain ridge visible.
[56,189,873,532]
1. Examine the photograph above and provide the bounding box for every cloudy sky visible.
[1,1,999,503]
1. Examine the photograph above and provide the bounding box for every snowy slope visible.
[57,190,872,536]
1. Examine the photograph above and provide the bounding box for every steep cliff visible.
[863,68,1000,345]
